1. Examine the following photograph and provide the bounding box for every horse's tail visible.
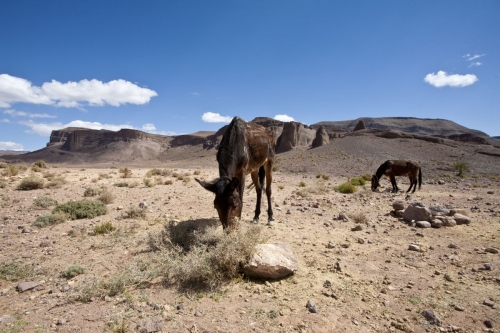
[418,167,422,190]
[258,165,266,189]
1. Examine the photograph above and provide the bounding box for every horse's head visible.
[371,175,380,191]
[195,177,242,230]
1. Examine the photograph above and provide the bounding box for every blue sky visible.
[1,1,498,151]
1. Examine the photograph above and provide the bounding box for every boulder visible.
[402,202,432,222]
[243,243,298,279]
[311,126,330,148]
[453,213,471,225]
[392,200,405,211]
[429,204,450,216]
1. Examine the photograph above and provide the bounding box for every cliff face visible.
[48,128,172,151]
[275,122,316,153]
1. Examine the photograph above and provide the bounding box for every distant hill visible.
[0,150,29,156]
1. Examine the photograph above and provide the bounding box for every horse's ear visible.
[195,178,218,193]
[230,177,240,191]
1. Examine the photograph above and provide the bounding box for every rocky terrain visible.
[0,117,499,333]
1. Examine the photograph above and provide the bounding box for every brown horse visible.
[371,160,422,193]
[195,117,275,231]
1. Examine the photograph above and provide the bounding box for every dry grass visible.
[97,187,115,204]
[31,196,58,209]
[16,176,44,190]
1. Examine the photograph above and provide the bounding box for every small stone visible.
[326,241,336,249]
[323,280,332,288]
[483,263,493,271]
[416,221,431,228]
[483,299,495,308]
[17,281,38,292]
[177,303,184,311]
[454,305,465,311]
[306,300,317,313]
[351,225,363,231]
[408,244,420,252]
[194,311,202,317]
[357,238,365,244]
[421,309,441,325]
[484,319,493,328]
[393,200,405,211]
[485,248,499,254]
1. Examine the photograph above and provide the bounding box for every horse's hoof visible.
[266,220,274,226]
[252,219,259,224]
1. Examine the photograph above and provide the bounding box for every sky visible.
[0,1,499,151]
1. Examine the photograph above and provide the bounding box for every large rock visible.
[353,120,366,131]
[243,243,298,279]
[275,122,316,153]
[311,126,330,148]
[403,202,432,222]
[453,213,471,225]
[429,204,451,216]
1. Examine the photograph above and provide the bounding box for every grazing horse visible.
[195,117,275,231]
[371,160,422,193]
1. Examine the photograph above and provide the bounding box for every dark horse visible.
[371,160,422,193]
[195,117,275,230]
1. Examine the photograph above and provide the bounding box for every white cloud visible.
[3,109,56,118]
[1,118,9,123]
[201,112,233,123]
[424,71,478,88]
[141,123,156,131]
[0,74,157,109]
[463,53,485,61]
[0,141,24,151]
[190,92,200,97]
[468,62,482,67]
[274,114,295,122]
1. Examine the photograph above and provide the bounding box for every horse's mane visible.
[375,160,390,179]
[217,117,246,177]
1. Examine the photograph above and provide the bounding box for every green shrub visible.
[122,206,147,219]
[114,182,129,187]
[16,176,44,190]
[33,160,47,169]
[361,174,372,181]
[454,161,470,177]
[350,177,366,186]
[321,174,330,181]
[93,221,116,235]
[0,262,35,282]
[33,212,69,227]
[32,196,58,209]
[298,181,306,187]
[143,178,154,187]
[119,167,132,178]
[97,188,114,204]
[84,187,100,197]
[61,265,84,279]
[336,182,357,194]
[45,177,67,189]
[52,200,107,220]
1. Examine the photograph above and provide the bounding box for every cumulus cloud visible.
[141,123,156,131]
[424,71,478,88]
[0,74,157,109]
[201,112,233,123]
[0,141,23,151]
[274,114,295,122]
[3,109,56,118]
[463,53,485,61]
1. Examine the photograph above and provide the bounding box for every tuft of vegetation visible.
[119,167,132,178]
[52,200,107,220]
[128,181,139,188]
[114,181,129,187]
[97,187,115,204]
[361,174,372,181]
[148,221,262,291]
[2,164,21,177]
[350,177,366,186]
[298,181,306,187]
[33,212,69,228]
[146,168,171,177]
[193,170,201,176]
[122,206,147,219]
[84,187,100,197]
[0,262,35,282]
[16,176,44,190]
[351,212,369,224]
[98,172,112,180]
[143,178,154,187]
[61,265,85,279]
[0,182,6,189]
[164,179,173,185]
[32,196,58,209]
[45,176,67,189]
[93,221,116,235]
[454,161,470,177]
[33,160,47,169]
[336,182,357,194]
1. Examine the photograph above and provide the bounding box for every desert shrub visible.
[31,165,43,172]
[114,182,129,187]
[45,176,67,189]
[295,189,310,197]
[183,176,191,183]
[149,222,262,290]
[128,181,139,188]
[322,174,330,181]
[193,170,201,176]
[84,187,100,197]
[32,196,58,209]
[52,200,107,220]
[164,179,173,185]
[33,212,69,228]
[0,262,35,282]
[146,168,170,177]
[98,172,112,180]
[298,181,306,187]
[143,178,154,187]
[122,206,147,219]
[316,174,321,178]
[42,171,56,179]
[184,172,192,177]
[361,174,372,181]
[0,182,7,189]
[97,187,115,204]
[454,161,470,177]
[351,212,369,224]
[278,185,284,190]
[119,167,132,178]
[350,177,366,186]
[61,265,85,279]
[336,182,357,194]
[16,176,44,190]
[93,221,116,235]
[3,164,20,176]
[33,160,47,169]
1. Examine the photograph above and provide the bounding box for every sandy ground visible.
[0,157,499,333]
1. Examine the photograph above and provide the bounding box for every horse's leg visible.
[410,174,417,193]
[264,161,274,222]
[390,175,398,192]
[406,175,413,193]
[250,171,262,222]
[237,173,245,223]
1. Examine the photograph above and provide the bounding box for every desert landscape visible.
[1,118,500,333]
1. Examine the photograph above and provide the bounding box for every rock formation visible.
[311,125,330,148]
[353,120,366,131]
[275,122,316,153]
